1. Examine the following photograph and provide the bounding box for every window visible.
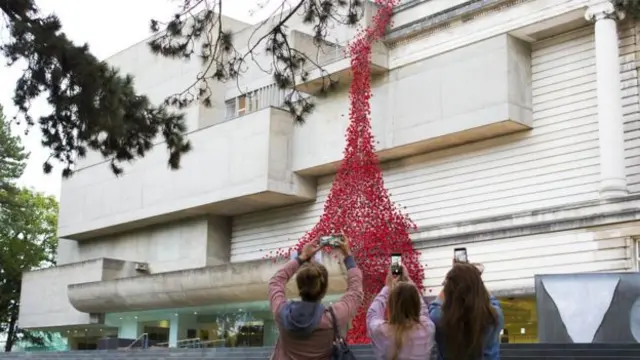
[225,99,235,120]
[237,95,246,116]
[249,92,259,112]
[225,90,262,120]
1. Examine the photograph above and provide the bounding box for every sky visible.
[0,0,283,199]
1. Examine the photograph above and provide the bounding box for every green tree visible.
[1,0,364,177]
[0,105,59,352]
[0,188,58,352]
[1,0,191,177]
[0,105,27,212]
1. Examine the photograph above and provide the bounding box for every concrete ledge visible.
[67,254,348,313]
[292,34,532,176]
[19,258,140,329]
[58,107,317,241]
[413,194,640,247]
[388,0,513,42]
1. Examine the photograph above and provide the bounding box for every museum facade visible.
[17,0,640,349]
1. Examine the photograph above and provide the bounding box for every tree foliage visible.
[1,0,191,177]
[1,0,366,177]
[614,0,640,18]
[149,0,364,123]
[0,105,59,352]
[0,105,28,212]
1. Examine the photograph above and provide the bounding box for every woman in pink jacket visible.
[268,235,363,360]
[366,265,436,360]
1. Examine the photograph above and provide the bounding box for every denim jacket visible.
[428,296,504,360]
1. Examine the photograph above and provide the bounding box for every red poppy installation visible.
[268,0,424,344]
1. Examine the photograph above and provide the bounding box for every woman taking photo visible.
[366,265,435,360]
[268,235,363,360]
[428,262,504,360]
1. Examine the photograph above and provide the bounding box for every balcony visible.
[19,255,346,327]
[19,259,134,329]
[291,34,534,175]
[291,30,389,95]
[58,107,316,240]
[66,255,347,313]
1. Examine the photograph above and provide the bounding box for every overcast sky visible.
[1,0,282,199]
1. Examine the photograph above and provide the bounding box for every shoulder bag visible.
[328,307,357,360]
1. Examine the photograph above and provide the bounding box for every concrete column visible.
[206,216,231,266]
[178,314,199,341]
[117,318,141,340]
[169,317,179,348]
[585,1,628,198]
[169,314,199,348]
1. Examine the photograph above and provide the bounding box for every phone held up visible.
[391,253,403,275]
[319,235,344,248]
[454,247,468,263]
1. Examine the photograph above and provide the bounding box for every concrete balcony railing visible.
[291,30,389,94]
[18,254,346,329]
[57,107,316,241]
[66,254,347,313]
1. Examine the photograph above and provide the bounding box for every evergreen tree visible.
[1,0,365,177]
[0,105,58,352]
[0,105,27,212]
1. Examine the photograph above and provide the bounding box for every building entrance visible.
[498,296,538,343]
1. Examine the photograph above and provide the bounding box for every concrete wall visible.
[58,107,314,239]
[61,0,610,242]
[56,216,230,273]
[225,1,379,95]
[622,21,640,192]
[75,15,248,170]
[233,207,633,293]
[290,33,532,174]
[231,24,608,262]
[59,30,534,239]
[19,259,138,329]
[29,0,640,333]
[386,0,593,69]
[421,227,631,295]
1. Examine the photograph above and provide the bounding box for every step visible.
[4,344,640,360]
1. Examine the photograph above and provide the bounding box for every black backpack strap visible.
[328,306,341,341]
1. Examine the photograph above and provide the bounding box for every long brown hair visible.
[387,282,422,360]
[441,263,498,360]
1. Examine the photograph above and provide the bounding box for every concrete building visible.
[17,0,640,348]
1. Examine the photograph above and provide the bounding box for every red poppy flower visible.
[268,0,425,343]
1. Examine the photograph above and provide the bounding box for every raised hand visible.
[299,238,322,262]
[336,233,352,257]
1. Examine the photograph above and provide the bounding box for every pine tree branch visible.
[0,0,192,177]
[149,0,364,124]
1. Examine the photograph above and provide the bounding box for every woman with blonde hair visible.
[366,265,435,360]
[428,262,503,360]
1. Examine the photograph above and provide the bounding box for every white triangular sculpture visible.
[542,276,620,342]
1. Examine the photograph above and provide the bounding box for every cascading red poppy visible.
[267,0,424,344]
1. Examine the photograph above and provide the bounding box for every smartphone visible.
[319,235,343,248]
[391,253,403,275]
[454,247,468,263]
